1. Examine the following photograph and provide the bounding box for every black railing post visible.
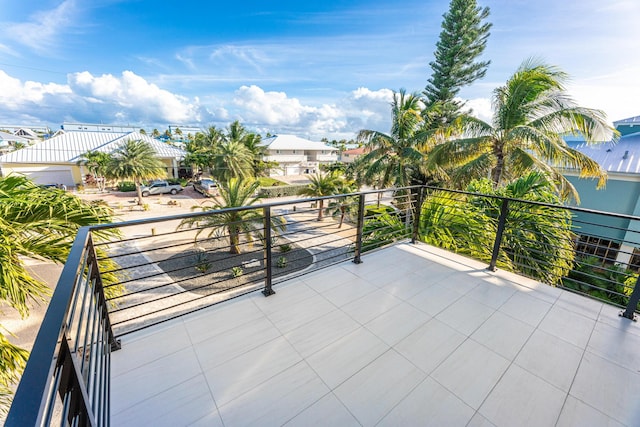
[620,275,640,320]
[262,206,275,296]
[488,198,509,272]
[412,187,424,244]
[353,193,366,264]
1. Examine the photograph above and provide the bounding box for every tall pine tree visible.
[424,0,492,125]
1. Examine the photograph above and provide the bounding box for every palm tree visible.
[210,140,254,183]
[107,139,166,205]
[357,89,426,190]
[77,151,112,192]
[299,171,343,221]
[426,59,615,202]
[0,175,118,413]
[179,178,285,254]
[325,179,359,228]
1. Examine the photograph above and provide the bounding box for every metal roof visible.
[259,134,337,151]
[613,116,640,127]
[0,131,186,164]
[572,132,640,174]
[0,131,29,143]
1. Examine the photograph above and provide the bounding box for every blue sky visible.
[0,0,638,139]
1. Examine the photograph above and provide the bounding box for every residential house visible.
[0,131,30,154]
[0,130,186,188]
[564,116,640,266]
[339,146,366,164]
[259,134,338,175]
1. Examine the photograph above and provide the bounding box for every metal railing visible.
[7,184,640,426]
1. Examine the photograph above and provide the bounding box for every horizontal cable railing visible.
[8,183,640,426]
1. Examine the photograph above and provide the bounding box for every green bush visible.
[166,178,187,186]
[277,256,287,268]
[257,184,307,198]
[117,181,136,192]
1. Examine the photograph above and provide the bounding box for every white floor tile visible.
[498,292,551,326]
[111,321,192,377]
[471,311,534,360]
[111,347,203,415]
[466,413,498,427]
[479,364,566,427]
[514,329,583,392]
[570,351,640,426]
[183,299,265,344]
[283,393,360,426]
[305,327,389,389]
[266,293,336,333]
[284,309,360,358]
[377,271,435,300]
[556,396,625,427]
[432,339,510,409]
[112,375,217,427]
[555,291,604,320]
[218,361,329,427]
[302,267,360,293]
[395,318,466,374]
[251,282,317,315]
[364,302,431,346]
[538,305,596,349]
[467,280,517,309]
[341,289,402,324]
[377,377,475,426]
[408,283,463,316]
[192,319,280,371]
[334,350,425,426]
[322,277,378,307]
[587,321,640,372]
[435,296,495,336]
[204,336,302,406]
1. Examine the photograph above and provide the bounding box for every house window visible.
[292,150,297,154]
[276,150,281,154]
[575,235,620,264]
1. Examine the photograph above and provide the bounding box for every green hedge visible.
[117,181,136,192]
[257,184,307,198]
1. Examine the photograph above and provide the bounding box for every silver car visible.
[193,178,218,196]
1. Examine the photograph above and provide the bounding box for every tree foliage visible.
[298,171,344,221]
[107,139,166,205]
[0,175,118,414]
[423,0,492,125]
[179,178,285,254]
[426,59,615,202]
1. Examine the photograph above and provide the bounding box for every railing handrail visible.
[6,228,92,426]
[10,183,640,425]
[85,186,424,232]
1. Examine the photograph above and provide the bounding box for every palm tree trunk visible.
[229,228,241,254]
[136,183,144,206]
[339,206,345,228]
[491,145,505,186]
[317,200,324,221]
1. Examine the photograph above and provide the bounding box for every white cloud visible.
[233,85,314,125]
[5,0,79,54]
[462,97,493,123]
[67,71,208,123]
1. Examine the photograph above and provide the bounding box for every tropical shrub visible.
[117,181,136,192]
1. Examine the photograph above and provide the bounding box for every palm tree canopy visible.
[426,58,616,202]
[107,139,166,183]
[179,178,285,253]
[299,171,343,198]
[356,89,428,189]
[211,140,254,183]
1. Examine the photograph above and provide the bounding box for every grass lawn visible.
[257,177,287,186]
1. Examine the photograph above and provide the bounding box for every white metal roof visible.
[572,132,640,174]
[0,131,29,143]
[0,131,186,164]
[259,134,337,151]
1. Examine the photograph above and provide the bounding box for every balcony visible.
[7,186,640,426]
[263,154,308,163]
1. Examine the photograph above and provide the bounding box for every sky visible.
[0,0,638,140]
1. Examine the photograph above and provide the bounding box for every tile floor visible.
[111,242,640,427]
